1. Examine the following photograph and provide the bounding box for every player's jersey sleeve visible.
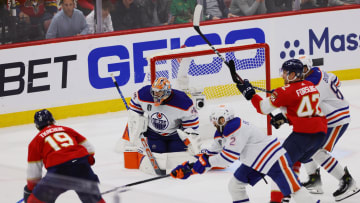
[250,92,280,115]
[201,131,224,155]
[26,138,44,190]
[180,104,199,131]
[129,86,150,115]
[208,118,245,168]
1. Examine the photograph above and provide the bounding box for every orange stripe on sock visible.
[324,125,341,152]
[280,156,301,193]
[324,158,335,170]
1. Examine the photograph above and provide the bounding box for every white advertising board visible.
[0,7,359,119]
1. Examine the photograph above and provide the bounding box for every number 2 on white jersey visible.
[45,132,74,151]
[297,93,322,117]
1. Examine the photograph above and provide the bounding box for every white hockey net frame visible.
[148,43,272,135]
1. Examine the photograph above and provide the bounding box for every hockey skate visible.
[302,168,324,194]
[333,167,360,201]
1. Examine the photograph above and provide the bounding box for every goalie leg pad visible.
[127,111,148,144]
[228,176,249,202]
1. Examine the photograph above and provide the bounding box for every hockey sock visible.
[313,149,345,180]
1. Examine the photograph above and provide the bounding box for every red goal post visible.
[148,43,272,135]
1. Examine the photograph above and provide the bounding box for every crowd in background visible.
[0,0,359,44]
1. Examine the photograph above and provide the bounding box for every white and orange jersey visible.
[207,117,286,174]
[305,67,350,127]
[129,85,199,135]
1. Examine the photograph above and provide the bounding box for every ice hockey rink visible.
[1,79,360,203]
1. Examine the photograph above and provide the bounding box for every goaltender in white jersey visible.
[124,77,199,174]
[171,105,320,203]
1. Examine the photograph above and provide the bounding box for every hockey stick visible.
[101,163,195,195]
[16,198,23,203]
[193,5,272,94]
[111,74,166,175]
[101,174,170,195]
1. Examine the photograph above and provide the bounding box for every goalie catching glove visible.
[236,79,256,101]
[170,161,194,179]
[270,113,288,129]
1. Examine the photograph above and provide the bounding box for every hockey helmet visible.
[281,59,304,81]
[34,109,55,130]
[209,104,235,127]
[297,55,313,75]
[151,77,172,106]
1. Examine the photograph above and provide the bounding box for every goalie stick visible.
[193,4,272,94]
[111,74,166,176]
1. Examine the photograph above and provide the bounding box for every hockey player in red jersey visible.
[24,109,105,203]
[236,59,327,202]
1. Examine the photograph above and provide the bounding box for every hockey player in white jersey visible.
[171,105,319,203]
[298,55,359,201]
[125,77,199,174]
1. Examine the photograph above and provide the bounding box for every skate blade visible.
[307,187,324,194]
[335,187,360,202]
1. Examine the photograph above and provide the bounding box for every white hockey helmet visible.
[209,104,235,127]
[297,55,313,75]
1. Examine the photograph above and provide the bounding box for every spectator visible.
[265,0,292,13]
[199,0,237,20]
[46,0,89,39]
[169,0,197,24]
[110,0,143,31]
[86,0,113,33]
[15,0,58,41]
[229,0,267,16]
[137,0,172,27]
[77,0,94,16]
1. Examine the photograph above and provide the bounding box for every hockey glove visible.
[270,113,288,129]
[170,161,193,179]
[193,154,211,174]
[88,154,95,165]
[236,79,256,100]
[23,185,32,202]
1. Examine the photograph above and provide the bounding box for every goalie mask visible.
[151,77,172,106]
[34,109,55,130]
[297,55,313,75]
[209,105,235,133]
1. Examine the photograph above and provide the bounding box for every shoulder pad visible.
[223,117,241,137]
[305,67,322,86]
[137,85,154,102]
[166,89,194,110]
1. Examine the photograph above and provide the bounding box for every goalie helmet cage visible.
[148,43,272,135]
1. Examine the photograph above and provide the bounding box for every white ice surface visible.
[1,80,360,203]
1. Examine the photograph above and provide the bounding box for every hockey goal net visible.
[147,43,272,138]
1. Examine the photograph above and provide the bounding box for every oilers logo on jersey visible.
[151,112,169,130]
